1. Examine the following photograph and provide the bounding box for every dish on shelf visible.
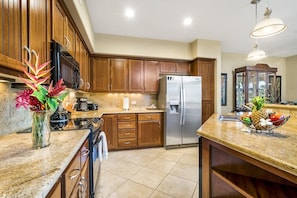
[239,113,290,133]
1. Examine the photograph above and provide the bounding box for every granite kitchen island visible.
[0,130,90,197]
[197,113,297,197]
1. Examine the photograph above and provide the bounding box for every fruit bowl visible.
[239,113,290,133]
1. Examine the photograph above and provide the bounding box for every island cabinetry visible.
[138,113,162,147]
[117,114,137,149]
[64,138,90,198]
[47,177,62,198]
[160,61,191,75]
[200,137,297,197]
[144,61,160,93]
[102,114,118,150]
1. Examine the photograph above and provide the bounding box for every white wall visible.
[221,53,287,113]
[286,55,297,101]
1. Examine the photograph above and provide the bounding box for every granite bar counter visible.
[0,130,90,197]
[197,113,297,197]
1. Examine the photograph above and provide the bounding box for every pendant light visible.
[247,0,267,61]
[250,0,287,38]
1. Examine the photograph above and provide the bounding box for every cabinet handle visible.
[69,168,80,180]
[86,82,90,90]
[64,36,70,49]
[146,116,152,119]
[124,142,131,145]
[78,176,87,197]
[81,149,90,156]
[23,46,31,63]
[125,132,131,136]
[31,49,38,61]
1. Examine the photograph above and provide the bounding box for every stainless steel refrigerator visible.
[158,75,202,148]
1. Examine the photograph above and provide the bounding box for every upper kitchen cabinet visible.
[92,57,128,92]
[76,36,90,91]
[52,0,75,55]
[144,61,160,93]
[160,61,191,75]
[0,0,49,75]
[192,58,215,124]
[234,64,277,111]
[128,59,144,92]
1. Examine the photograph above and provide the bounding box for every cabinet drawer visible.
[118,114,136,121]
[118,121,136,129]
[118,130,136,139]
[64,152,81,198]
[80,140,89,168]
[118,138,137,148]
[138,113,161,121]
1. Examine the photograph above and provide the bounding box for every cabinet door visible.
[79,158,90,198]
[128,59,144,92]
[102,114,118,150]
[92,57,110,92]
[52,0,67,46]
[176,62,191,75]
[160,61,176,73]
[28,0,49,64]
[67,22,76,57]
[144,61,159,93]
[110,58,128,92]
[192,59,215,124]
[138,113,162,147]
[0,0,27,73]
[47,177,62,198]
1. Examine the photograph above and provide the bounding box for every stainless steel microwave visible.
[50,41,80,90]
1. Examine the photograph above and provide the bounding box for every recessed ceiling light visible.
[125,8,135,18]
[183,17,192,26]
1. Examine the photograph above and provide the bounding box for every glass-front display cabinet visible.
[234,64,277,111]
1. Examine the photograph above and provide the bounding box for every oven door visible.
[92,131,102,197]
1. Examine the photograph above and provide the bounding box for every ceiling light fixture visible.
[247,0,267,61]
[247,43,267,61]
[183,17,192,26]
[125,8,135,18]
[250,0,287,38]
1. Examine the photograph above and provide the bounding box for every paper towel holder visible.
[123,96,129,111]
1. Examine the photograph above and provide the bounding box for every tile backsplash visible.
[0,83,31,135]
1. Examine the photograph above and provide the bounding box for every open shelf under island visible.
[197,113,297,197]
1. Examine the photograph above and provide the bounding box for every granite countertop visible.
[197,113,297,177]
[70,107,164,119]
[0,130,90,197]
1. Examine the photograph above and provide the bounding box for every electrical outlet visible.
[131,101,137,105]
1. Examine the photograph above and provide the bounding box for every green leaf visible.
[46,97,59,111]
[32,85,48,103]
[56,91,68,102]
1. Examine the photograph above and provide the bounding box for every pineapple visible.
[251,96,267,130]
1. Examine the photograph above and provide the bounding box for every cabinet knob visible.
[81,149,90,156]
[124,142,131,145]
[125,132,131,136]
[69,168,80,180]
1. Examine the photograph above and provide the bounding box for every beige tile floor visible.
[95,146,199,198]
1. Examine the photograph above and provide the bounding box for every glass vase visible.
[31,110,52,149]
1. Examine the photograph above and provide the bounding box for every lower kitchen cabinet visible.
[117,114,137,149]
[46,137,90,198]
[102,114,118,150]
[138,113,162,147]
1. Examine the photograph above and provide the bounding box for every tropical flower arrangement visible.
[15,55,68,112]
[15,54,68,148]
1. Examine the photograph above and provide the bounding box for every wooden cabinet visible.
[192,58,215,124]
[0,0,50,75]
[63,138,90,198]
[144,61,160,93]
[117,114,137,149]
[234,64,277,111]
[200,137,297,197]
[92,58,128,92]
[102,114,118,150]
[128,59,144,92]
[77,37,90,91]
[47,177,62,198]
[52,0,73,50]
[160,61,191,75]
[138,113,162,147]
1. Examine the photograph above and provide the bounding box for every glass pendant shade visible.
[250,8,287,38]
[246,44,268,61]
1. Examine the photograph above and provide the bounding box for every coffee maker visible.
[75,97,88,111]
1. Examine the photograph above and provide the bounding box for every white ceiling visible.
[85,0,297,57]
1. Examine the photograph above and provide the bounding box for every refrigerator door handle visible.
[180,85,183,126]
[182,85,186,125]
